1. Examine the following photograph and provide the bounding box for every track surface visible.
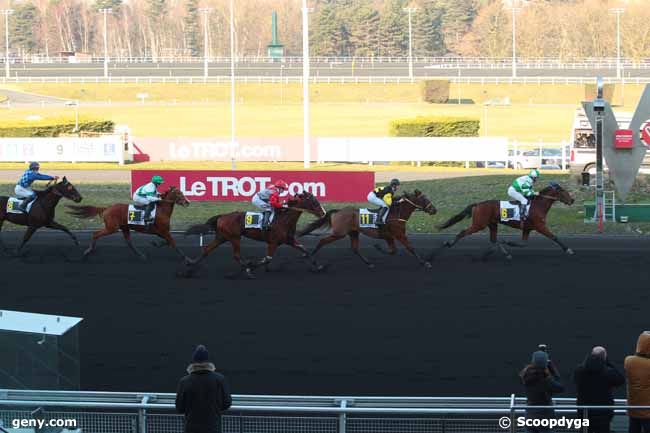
[1,231,648,397]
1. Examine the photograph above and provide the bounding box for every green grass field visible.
[3,176,650,235]
[2,82,646,141]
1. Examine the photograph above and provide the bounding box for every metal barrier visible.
[1,390,649,433]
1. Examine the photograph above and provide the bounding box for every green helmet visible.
[390,178,401,187]
[152,175,164,185]
[529,169,540,179]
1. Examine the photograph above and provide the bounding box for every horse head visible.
[162,186,191,207]
[403,190,437,215]
[51,177,83,203]
[288,192,326,217]
[544,182,574,206]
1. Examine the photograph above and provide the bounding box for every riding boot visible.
[262,211,271,230]
[144,203,155,222]
[377,207,388,225]
[519,203,527,228]
[19,198,32,212]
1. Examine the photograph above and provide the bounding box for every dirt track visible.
[1,232,648,397]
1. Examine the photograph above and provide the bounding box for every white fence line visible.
[3,76,650,85]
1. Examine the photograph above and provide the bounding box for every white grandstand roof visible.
[0,310,83,336]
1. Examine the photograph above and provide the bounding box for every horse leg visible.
[480,223,501,261]
[186,235,227,266]
[374,236,398,255]
[535,224,574,255]
[310,234,345,257]
[350,231,374,269]
[395,233,432,269]
[15,226,38,255]
[429,223,483,261]
[156,232,187,260]
[83,227,118,259]
[0,218,8,254]
[288,240,324,271]
[46,221,79,247]
[256,243,280,273]
[229,238,255,279]
[121,228,147,260]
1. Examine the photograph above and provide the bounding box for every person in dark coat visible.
[625,331,650,433]
[573,346,625,433]
[176,345,232,433]
[520,350,565,432]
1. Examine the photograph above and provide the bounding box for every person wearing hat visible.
[176,345,232,433]
[508,169,540,226]
[520,349,564,432]
[133,175,165,222]
[625,331,650,433]
[367,178,401,225]
[252,179,289,230]
[15,162,59,212]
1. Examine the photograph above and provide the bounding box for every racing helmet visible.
[390,178,401,187]
[529,169,540,179]
[274,180,288,190]
[152,175,165,185]
[29,162,40,171]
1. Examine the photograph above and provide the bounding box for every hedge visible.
[0,120,114,137]
[389,116,479,137]
[420,80,450,103]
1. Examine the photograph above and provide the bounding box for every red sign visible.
[642,122,650,147]
[614,129,634,149]
[131,170,374,202]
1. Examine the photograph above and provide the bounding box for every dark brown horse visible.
[66,186,190,260]
[0,177,83,255]
[434,182,575,260]
[184,192,326,278]
[298,190,437,269]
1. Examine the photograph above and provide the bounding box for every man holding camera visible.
[520,345,565,432]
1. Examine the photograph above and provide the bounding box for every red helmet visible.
[274,180,288,190]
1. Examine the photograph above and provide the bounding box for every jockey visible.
[252,180,288,229]
[133,175,164,222]
[508,169,540,222]
[15,162,59,211]
[367,178,400,225]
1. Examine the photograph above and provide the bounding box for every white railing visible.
[3,75,650,85]
[0,390,647,433]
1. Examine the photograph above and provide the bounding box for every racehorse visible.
[0,177,83,255]
[183,192,326,279]
[433,182,575,260]
[66,186,190,260]
[298,190,437,269]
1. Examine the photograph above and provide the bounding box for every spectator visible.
[520,350,565,432]
[176,345,232,433]
[625,332,650,433]
[573,346,625,433]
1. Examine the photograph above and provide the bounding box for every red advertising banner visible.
[131,170,374,202]
[614,129,634,149]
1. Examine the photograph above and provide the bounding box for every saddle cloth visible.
[244,211,264,229]
[359,208,379,228]
[128,204,157,226]
[499,201,530,222]
[5,197,35,214]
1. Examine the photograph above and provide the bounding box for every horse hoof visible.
[566,248,575,255]
[443,241,452,248]
[423,261,432,269]
[245,269,256,280]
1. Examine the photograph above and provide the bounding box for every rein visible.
[388,196,431,223]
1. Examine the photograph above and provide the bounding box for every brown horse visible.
[184,192,326,278]
[0,177,83,255]
[298,190,437,269]
[434,182,575,260]
[66,186,190,260]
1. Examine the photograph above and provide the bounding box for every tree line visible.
[1,0,649,60]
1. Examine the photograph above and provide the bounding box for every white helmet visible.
[529,169,540,179]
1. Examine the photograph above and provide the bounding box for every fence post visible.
[139,395,149,433]
[509,393,516,433]
[339,399,347,433]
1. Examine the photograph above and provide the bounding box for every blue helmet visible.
[29,162,40,170]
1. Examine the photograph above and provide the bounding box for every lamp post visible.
[403,7,416,83]
[198,8,212,80]
[2,9,14,79]
[65,100,80,132]
[99,8,112,78]
[301,0,312,168]
[609,8,624,80]
[510,6,521,78]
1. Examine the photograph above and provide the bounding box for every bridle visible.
[389,195,434,223]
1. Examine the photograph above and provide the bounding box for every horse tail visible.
[65,205,106,219]
[437,204,475,230]
[185,215,220,236]
[298,210,339,237]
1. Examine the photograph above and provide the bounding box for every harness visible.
[387,196,434,223]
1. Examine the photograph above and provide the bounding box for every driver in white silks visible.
[508,169,540,225]
[133,175,165,222]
